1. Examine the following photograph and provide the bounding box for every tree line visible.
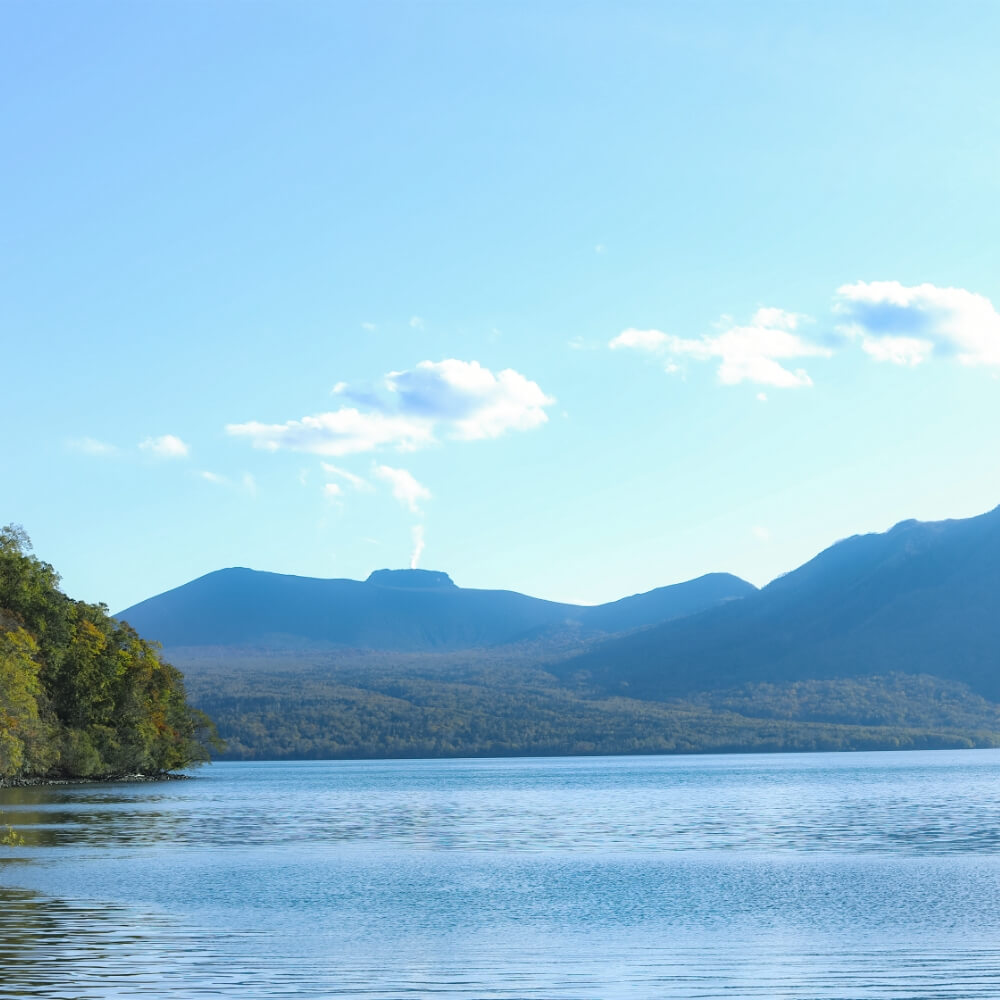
[0,526,218,781]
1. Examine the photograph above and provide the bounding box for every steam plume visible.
[410,525,425,569]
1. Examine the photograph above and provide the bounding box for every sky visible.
[4,0,1000,613]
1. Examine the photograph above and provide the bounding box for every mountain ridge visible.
[117,567,755,652]
[557,504,1000,700]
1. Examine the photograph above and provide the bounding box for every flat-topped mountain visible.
[560,504,1000,700]
[121,503,1000,761]
[366,569,457,589]
[117,568,754,652]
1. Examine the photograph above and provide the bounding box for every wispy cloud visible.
[139,434,190,458]
[69,437,118,457]
[610,308,829,388]
[409,316,425,331]
[321,462,373,492]
[835,280,1000,367]
[227,409,435,457]
[373,464,431,514]
[200,470,257,495]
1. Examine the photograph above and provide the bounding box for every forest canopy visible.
[0,525,218,781]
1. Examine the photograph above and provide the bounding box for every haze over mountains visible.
[118,505,1000,760]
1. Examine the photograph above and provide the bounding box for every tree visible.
[0,525,219,778]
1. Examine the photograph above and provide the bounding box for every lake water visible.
[4,750,1000,998]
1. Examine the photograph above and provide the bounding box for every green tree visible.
[0,525,219,779]
[0,628,55,778]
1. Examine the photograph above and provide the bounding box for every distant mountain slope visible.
[580,573,754,633]
[559,505,1000,699]
[117,567,754,652]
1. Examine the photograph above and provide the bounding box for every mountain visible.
[559,505,1000,700]
[117,567,755,652]
[116,506,1000,761]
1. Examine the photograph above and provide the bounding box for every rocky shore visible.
[0,772,192,789]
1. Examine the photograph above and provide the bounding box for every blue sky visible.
[4,1,1000,612]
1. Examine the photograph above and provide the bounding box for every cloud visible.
[69,437,118,457]
[752,525,771,541]
[227,409,435,457]
[331,380,386,409]
[834,280,1000,367]
[323,483,344,500]
[229,360,553,457]
[321,462,373,492]
[374,464,431,514]
[200,470,257,495]
[139,434,190,458]
[610,309,829,388]
[609,328,669,352]
[409,316,425,331]
[386,359,554,439]
[361,322,377,332]
[410,524,425,569]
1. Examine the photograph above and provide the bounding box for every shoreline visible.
[0,772,192,789]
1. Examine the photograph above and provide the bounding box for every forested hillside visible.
[0,526,217,781]
[164,505,1000,761]
[175,646,1000,760]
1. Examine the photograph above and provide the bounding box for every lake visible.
[3,750,1000,998]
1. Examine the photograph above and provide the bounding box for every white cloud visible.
[610,309,829,388]
[410,524,425,569]
[200,470,257,496]
[385,359,554,439]
[229,360,553,457]
[227,409,435,457]
[139,434,190,458]
[756,392,768,402]
[374,464,431,514]
[323,483,344,499]
[361,322,377,332]
[409,316,425,331]
[834,280,1000,367]
[609,328,669,352]
[320,462,373,491]
[69,437,118,457]
[752,525,771,541]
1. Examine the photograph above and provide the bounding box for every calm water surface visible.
[3,750,1000,998]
